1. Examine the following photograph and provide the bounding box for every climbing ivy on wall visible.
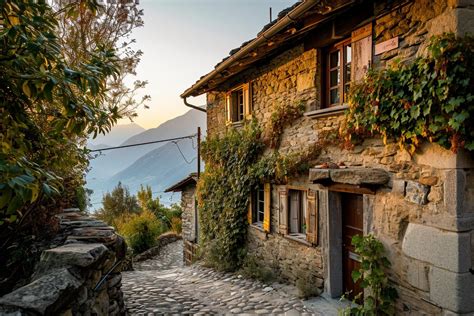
[346,33,474,153]
[197,121,320,271]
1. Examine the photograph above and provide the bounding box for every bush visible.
[117,210,164,254]
[240,254,275,283]
[170,217,182,234]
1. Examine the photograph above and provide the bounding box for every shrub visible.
[170,217,182,234]
[117,210,164,254]
[240,254,275,283]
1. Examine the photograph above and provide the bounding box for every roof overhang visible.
[164,173,198,193]
[181,0,357,98]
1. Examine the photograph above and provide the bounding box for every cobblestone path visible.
[122,240,330,315]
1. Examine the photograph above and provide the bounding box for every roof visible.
[181,0,356,98]
[164,173,198,193]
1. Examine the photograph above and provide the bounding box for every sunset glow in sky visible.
[120,0,296,129]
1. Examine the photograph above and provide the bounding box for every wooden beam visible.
[326,183,376,195]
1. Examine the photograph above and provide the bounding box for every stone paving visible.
[122,240,342,315]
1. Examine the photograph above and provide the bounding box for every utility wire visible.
[171,140,196,164]
[88,134,197,152]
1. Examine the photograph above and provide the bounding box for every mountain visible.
[86,108,206,209]
[88,123,145,147]
[104,139,199,206]
[87,109,206,182]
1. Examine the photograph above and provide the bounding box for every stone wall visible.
[0,208,127,315]
[181,184,197,243]
[204,0,474,314]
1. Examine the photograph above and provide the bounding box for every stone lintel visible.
[402,223,471,273]
[309,168,390,186]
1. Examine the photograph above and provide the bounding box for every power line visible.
[88,134,197,152]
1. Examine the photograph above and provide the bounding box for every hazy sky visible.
[119,0,296,129]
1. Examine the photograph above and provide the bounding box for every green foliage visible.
[96,182,140,227]
[118,210,165,254]
[341,235,398,316]
[346,33,474,153]
[266,100,306,148]
[99,183,182,253]
[198,121,321,271]
[240,255,275,283]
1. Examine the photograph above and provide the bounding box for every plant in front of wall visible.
[340,234,398,316]
[197,120,322,271]
[265,100,306,148]
[345,33,474,153]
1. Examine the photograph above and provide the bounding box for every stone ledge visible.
[34,243,108,277]
[0,268,82,315]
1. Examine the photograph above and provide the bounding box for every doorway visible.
[341,193,363,299]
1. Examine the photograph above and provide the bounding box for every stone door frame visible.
[321,189,374,298]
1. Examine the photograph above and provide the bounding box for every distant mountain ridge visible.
[86,108,206,209]
[88,123,145,147]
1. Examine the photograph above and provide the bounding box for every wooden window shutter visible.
[351,23,373,82]
[278,188,288,235]
[306,189,319,245]
[243,82,253,119]
[263,183,271,232]
[247,194,253,225]
[225,93,232,124]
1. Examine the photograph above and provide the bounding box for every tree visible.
[96,182,140,226]
[0,0,135,293]
[52,0,150,121]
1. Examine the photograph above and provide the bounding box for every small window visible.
[251,184,265,225]
[226,83,251,124]
[325,39,352,107]
[288,189,307,236]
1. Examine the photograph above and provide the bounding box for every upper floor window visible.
[326,38,352,107]
[226,83,252,124]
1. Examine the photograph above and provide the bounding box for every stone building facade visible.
[182,0,474,314]
[165,173,198,265]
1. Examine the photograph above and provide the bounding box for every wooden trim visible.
[263,183,271,233]
[324,38,351,108]
[247,194,253,225]
[326,183,375,195]
[351,23,372,42]
[286,184,308,191]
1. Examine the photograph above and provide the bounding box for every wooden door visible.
[341,193,363,300]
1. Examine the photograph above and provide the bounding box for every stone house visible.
[165,173,198,265]
[180,0,474,314]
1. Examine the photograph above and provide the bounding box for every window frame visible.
[251,183,265,226]
[226,83,251,124]
[287,188,307,237]
[324,38,352,108]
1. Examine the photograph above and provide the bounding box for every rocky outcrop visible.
[0,208,127,316]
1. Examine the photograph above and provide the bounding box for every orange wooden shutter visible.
[225,93,231,124]
[247,194,253,224]
[351,23,373,82]
[263,183,271,232]
[244,82,253,119]
[278,187,288,235]
[306,189,319,245]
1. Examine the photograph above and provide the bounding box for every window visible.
[251,184,265,225]
[325,39,352,107]
[248,183,271,232]
[278,188,319,245]
[288,189,307,235]
[226,83,251,124]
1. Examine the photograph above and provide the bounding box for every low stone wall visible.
[133,232,182,263]
[0,208,127,315]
